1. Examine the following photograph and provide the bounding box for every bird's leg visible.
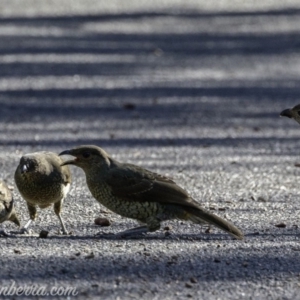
[57,214,67,235]
[20,203,37,234]
[20,219,33,234]
[54,200,68,235]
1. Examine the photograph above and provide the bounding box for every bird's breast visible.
[86,179,164,220]
[15,174,67,205]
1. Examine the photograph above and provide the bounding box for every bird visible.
[14,151,72,234]
[59,145,243,240]
[280,104,300,124]
[0,180,20,236]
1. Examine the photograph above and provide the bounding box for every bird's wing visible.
[2,199,13,212]
[106,163,199,208]
[0,182,12,211]
[47,153,72,185]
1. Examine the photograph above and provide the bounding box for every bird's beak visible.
[280,109,293,118]
[21,164,28,174]
[60,159,76,166]
[59,150,72,156]
[59,149,77,166]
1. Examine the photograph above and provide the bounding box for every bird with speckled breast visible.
[0,180,20,236]
[59,145,243,240]
[14,151,71,234]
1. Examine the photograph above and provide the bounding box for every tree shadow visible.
[0,8,298,148]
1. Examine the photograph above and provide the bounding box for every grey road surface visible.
[0,1,300,299]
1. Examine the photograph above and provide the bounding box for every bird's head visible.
[16,152,67,180]
[59,145,111,170]
[280,104,300,124]
[18,155,39,175]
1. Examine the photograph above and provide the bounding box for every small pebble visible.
[85,252,95,259]
[205,227,211,234]
[94,217,111,227]
[39,230,49,239]
[153,48,163,56]
[164,225,172,231]
[275,223,286,228]
[190,277,197,284]
[123,103,136,110]
[257,196,267,202]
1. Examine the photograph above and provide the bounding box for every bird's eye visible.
[82,151,91,158]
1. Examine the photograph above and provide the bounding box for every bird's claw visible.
[0,229,18,237]
[58,230,69,235]
[0,229,10,237]
[19,227,30,234]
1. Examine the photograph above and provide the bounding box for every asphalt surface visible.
[1,1,300,299]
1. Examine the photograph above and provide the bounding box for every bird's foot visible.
[19,227,30,234]
[57,215,68,235]
[19,219,33,234]
[0,229,13,237]
[59,229,69,235]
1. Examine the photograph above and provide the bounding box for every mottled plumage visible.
[280,104,300,124]
[0,180,20,236]
[14,151,71,234]
[59,145,243,240]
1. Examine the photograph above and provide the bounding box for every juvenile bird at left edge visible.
[0,180,20,236]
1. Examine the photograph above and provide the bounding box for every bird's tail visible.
[184,206,244,240]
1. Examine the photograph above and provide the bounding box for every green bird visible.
[59,145,243,240]
[0,180,20,236]
[280,104,300,124]
[14,151,71,234]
